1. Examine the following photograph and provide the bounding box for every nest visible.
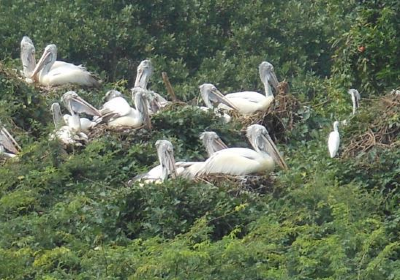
[343,94,400,158]
[232,81,301,142]
[194,173,278,196]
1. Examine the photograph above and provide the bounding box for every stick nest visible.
[343,94,400,158]
[232,81,302,142]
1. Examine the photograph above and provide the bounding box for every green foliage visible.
[0,0,399,279]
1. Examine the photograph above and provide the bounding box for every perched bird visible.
[348,89,361,115]
[20,36,68,82]
[101,88,151,129]
[198,83,238,122]
[216,61,279,115]
[0,124,21,158]
[30,44,100,87]
[192,124,287,177]
[130,140,177,184]
[328,121,340,158]
[50,103,88,146]
[133,59,169,114]
[200,131,228,157]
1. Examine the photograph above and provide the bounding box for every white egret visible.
[30,44,99,87]
[328,121,340,158]
[216,61,279,115]
[348,89,361,115]
[195,124,287,176]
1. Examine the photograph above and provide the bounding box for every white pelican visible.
[61,91,101,118]
[328,121,340,158]
[216,61,279,115]
[102,88,151,129]
[50,103,88,146]
[200,131,228,157]
[0,125,21,158]
[100,90,132,117]
[195,124,287,176]
[133,60,169,114]
[20,36,69,81]
[130,140,177,184]
[20,36,36,80]
[30,44,100,87]
[348,89,361,115]
[199,83,238,122]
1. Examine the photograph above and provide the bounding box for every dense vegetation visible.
[0,0,399,279]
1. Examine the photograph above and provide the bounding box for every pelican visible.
[102,88,151,129]
[216,61,279,115]
[0,125,21,158]
[30,44,100,87]
[130,140,177,184]
[100,90,132,117]
[20,36,69,81]
[50,103,88,146]
[200,131,228,157]
[194,124,287,176]
[348,89,361,115]
[133,60,169,114]
[328,121,340,158]
[199,83,238,122]
[20,36,36,80]
[61,91,100,133]
[61,91,101,118]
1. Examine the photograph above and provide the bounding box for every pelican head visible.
[104,90,123,101]
[135,59,154,89]
[259,61,279,92]
[50,102,65,129]
[199,83,238,110]
[61,91,101,117]
[155,140,177,180]
[246,124,288,170]
[133,88,152,130]
[20,36,36,77]
[200,131,228,157]
[31,44,57,79]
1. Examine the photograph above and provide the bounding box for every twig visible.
[162,72,178,102]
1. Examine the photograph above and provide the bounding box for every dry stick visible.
[162,72,178,102]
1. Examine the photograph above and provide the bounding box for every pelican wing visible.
[0,127,21,154]
[100,97,132,116]
[199,148,266,176]
[225,91,266,103]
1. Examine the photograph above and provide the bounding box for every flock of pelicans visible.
[0,36,366,183]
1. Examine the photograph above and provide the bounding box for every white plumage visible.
[31,44,99,87]
[194,124,287,177]
[328,121,340,158]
